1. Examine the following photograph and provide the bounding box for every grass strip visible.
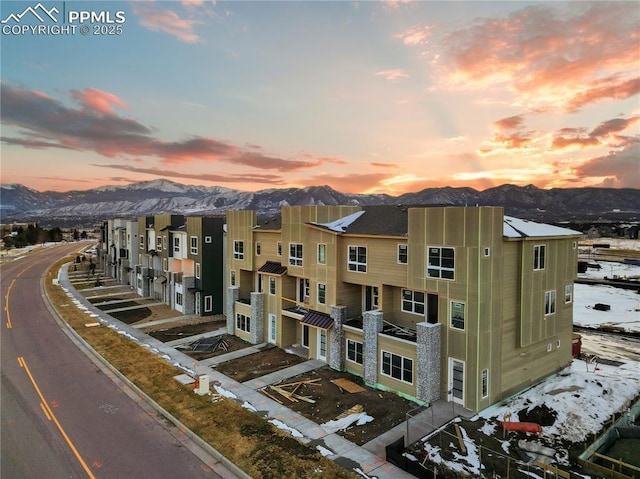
[46,256,358,479]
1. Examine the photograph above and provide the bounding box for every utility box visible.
[572,334,582,358]
[194,374,209,395]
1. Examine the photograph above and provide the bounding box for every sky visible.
[1,0,638,195]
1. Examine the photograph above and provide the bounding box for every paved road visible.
[1,244,227,479]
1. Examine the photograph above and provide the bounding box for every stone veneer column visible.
[226,286,239,334]
[416,322,441,404]
[363,310,384,387]
[329,305,347,371]
[183,276,195,314]
[250,291,265,345]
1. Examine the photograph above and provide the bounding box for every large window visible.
[450,301,465,330]
[289,243,303,266]
[381,351,413,384]
[236,313,250,333]
[233,240,244,260]
[318,244,326,264]
[176,292,183,306]
[534,245,546,270]
[402,289,425,315]
[398,244,408,264]
[545,290,556,315]
[346,339,363,364]
[348,246,367,272]
[190,236,198,255]
[427,246,455,280]
[173,236,180,253]
[318,283,326,304]
[156,237,162,251]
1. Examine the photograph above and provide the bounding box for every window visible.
[304,279,310,299]
[547,343,552,352]
[233,240,244,260]
[484,247,491,257]
[318,283,326,304]
[481,369,489,398]
[204,295,212,312]
[277,242,282,256]
[176,292,183,306]
[318,244,326,264]
[289,243,303,266]
[381,351,413,384]
[190,236,198,255]
[173,236,180,253]
[545,290,556,315]
[205,236,212,243]
[534,245,546,270]
[139,236,144,249]
[157,237,162,251]
[402,289,425,315]
[346,339,363,364]
[269,276,276,295]
[427,246,455,280]
[162,257,168,271]
[236,313,250,333]
[565,284,573,303]
[450,301,465,330]
[398,244,408,264]
[230,270,236,286]
[256,242,261,256]
[195,262,201,279]
[162,236,167,250]
[556,340,561,348]
[348,246,367,272]
[302,324,310,348]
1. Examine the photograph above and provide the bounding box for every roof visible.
[255,214,282,230]
[503,216,582,238]
[300,310,333,329]
[258,261,287,275]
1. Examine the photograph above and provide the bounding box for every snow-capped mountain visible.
[1,180,638,225]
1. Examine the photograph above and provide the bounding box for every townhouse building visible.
[134,214,225,315]
[104,218,138,285]
[226,205,581,413]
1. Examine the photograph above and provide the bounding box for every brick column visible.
[329,305,347,371]
[363,310,384,387]
[226,286,239,334]
[416,322,441,404]
[250,291,265,345]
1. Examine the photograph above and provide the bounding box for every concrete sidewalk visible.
[58,263,471,479]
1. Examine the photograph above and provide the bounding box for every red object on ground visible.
[572,333,582,357]
[501,421,543,433]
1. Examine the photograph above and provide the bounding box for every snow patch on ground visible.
[268,419,303,438]
[213,384,237,399]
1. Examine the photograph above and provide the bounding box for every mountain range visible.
[1,179,639,226]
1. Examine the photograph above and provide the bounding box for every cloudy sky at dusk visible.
[1,0,638,194]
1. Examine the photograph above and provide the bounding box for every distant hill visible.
[1,180,639,226]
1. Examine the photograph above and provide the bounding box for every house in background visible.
[226,205,582,413]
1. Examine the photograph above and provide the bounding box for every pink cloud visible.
[375,69,410,81]
[573,145,640,188]
[395,25,432,46]
[134,5,201,43]
[436,3,639,111]
[69,88,127,114]
[494,115,524,131]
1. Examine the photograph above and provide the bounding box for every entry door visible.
[195,292,201,315]
[317,329,327,361]
[448,358,465,405]
[268,314,277,344]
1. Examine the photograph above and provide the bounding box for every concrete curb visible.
[43,262,251,479]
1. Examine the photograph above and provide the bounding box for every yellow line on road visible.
[40,402,52,421]
[5,279,16,329]
[18,356,96,479]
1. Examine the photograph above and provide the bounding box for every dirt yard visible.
[148,319,227,342]
[216,347,307,382]
[260,366,420,446]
